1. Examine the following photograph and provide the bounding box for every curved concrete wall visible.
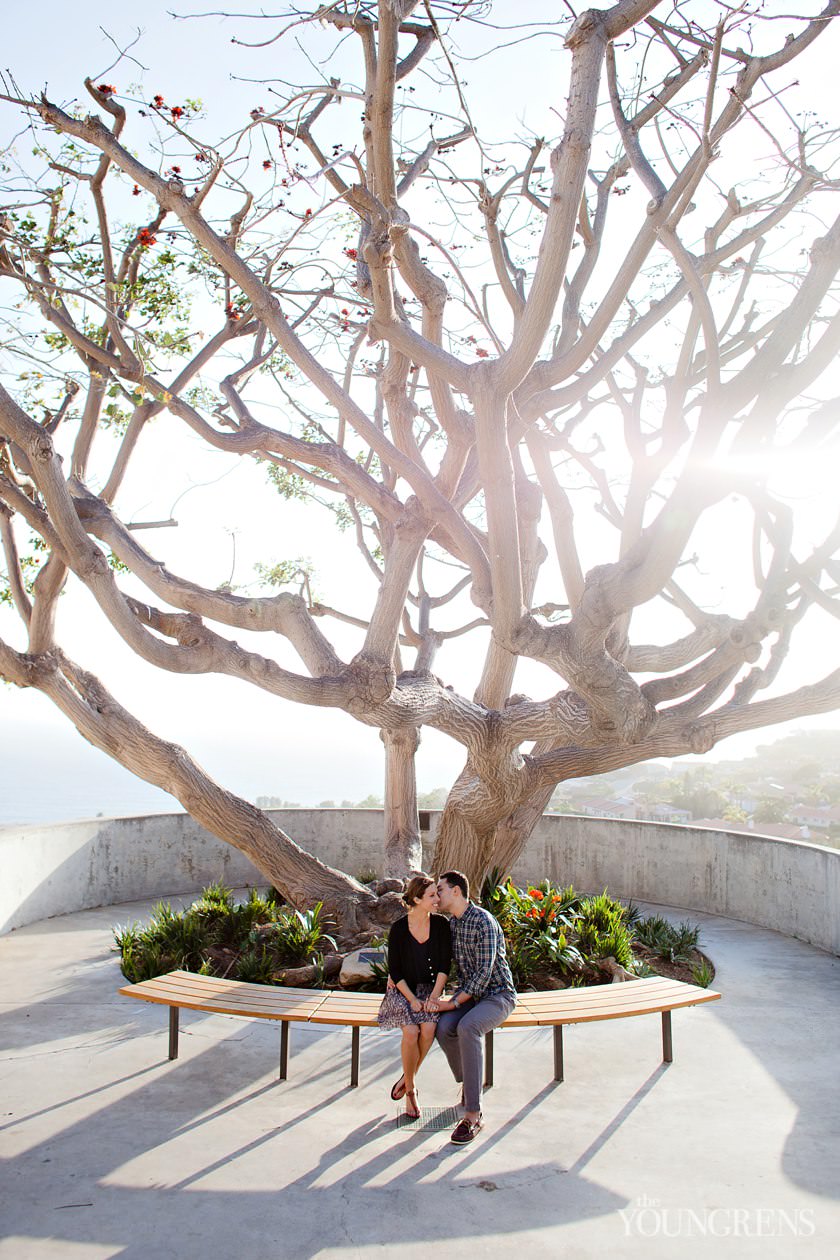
[1,810,838,955]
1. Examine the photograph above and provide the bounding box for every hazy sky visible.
[2,1,838,824]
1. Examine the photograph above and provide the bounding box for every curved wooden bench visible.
[119,971,720,1088]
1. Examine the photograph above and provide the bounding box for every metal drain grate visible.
[395,1105,461,1131]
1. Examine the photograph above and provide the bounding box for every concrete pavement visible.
[0,896,838,1258]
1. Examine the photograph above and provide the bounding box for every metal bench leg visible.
[168,1006,179,1060]
[661,1010,673,1063]
[484,1031,494,1090]
[350,1026,360,1088]
[279,1021,290,1080]
[553,1025,564,1082]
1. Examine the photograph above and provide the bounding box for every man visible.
[431,870,516,1145]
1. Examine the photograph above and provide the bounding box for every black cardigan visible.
[388,913,452,991]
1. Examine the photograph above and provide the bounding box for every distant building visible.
[637,803,693,824]
[787,805,840,829]
[569,796,637,820]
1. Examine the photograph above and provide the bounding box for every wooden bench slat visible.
[516,979,720,1025]
[122,969,320,1000]
[118,972,330,1021]
[118,979,328,1009]
[517,977,691,1003]
[531,992,719,1025]
[308,996,384,1026]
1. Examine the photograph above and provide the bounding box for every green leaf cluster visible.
[113,883,336,985]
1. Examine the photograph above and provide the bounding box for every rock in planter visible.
[275,952,343,987]
[598,956,635,983]
[373,879,404,896]
[340,946,387,987]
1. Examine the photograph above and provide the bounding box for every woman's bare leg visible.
[401,1026,422,1117]
[401,1025,421,1091]
[416,1022,436,1076]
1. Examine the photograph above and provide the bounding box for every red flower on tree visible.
[132,185,141,196]
[138,228,156,248]
[97,84,116,96]
[304,208,312,217]
[225,303,241,321]
[171,106,184,120]
[475,347,489,358]
[344,248,357,260]
[153,95,165,108]
[263,160,272,169]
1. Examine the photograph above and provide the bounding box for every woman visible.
[378,873,452,1119]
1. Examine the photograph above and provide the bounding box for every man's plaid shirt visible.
[450,902,515,1001]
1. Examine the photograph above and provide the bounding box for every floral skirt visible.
[377,982,439,1029]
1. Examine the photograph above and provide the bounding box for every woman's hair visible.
[403,873,435,907]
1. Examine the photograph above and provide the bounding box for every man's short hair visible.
[440,869,470,900]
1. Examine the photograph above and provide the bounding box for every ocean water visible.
[0,737,182,825]
[0,714,384,826]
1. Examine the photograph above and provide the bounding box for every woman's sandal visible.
[390,1075,407,1101]
[404,1088,421,1120]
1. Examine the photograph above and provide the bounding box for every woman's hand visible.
[409,997,424,1013]
[424,996,440,1013]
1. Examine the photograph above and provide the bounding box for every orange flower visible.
[529,888,544,901]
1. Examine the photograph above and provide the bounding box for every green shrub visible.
[633,913,674,952]
[235,946,276,984]
[498,880,584,985]
[114,884,297,983]
[690,958,714,988]
[271,903,336,966]
[574,892,634,969]
[634,914,701,962]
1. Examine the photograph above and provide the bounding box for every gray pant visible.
[436,992,516,1113]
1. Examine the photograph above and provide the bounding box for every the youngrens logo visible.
[619,1197,816,1239]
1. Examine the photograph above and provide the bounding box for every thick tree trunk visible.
[381,725,422,877]
[490,783,556,880]
[432,801,496,891]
